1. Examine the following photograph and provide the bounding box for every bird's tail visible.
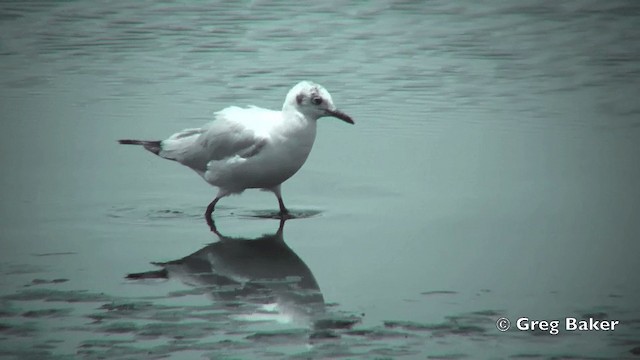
[118,139,162,155]
[125,268,168,280]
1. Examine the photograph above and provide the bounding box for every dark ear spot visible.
[296,93,304,105]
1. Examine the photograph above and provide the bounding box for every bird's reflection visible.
[127,218,324,324]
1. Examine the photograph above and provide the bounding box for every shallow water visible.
[1,1,639,358]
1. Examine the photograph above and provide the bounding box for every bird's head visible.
[283,81,354,124]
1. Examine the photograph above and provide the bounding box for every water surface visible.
[1,1,639,358]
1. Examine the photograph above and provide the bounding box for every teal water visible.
[1,1,639,358]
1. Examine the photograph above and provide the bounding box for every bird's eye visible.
[311,96,323,105]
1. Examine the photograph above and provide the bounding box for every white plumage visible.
[119,81,354,226]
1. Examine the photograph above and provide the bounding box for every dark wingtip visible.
[118,139,162,155]
[125,268,168,280]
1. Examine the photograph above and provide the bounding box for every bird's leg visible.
[277,196,289,217]
[269,185,290,218]
[208,217,221,237]
[275,215,287,237]
[205,197,221,232]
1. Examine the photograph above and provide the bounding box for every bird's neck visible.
[283,109,317,130]
[278,110,317,151]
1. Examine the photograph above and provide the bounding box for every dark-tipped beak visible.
[325,109,355,124]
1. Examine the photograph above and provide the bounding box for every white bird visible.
[118,81,354,226]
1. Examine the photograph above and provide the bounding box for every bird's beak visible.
[325,109,355,124]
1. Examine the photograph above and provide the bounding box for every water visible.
[1,0,639,358]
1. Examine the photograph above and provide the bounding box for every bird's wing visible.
[158,127,206,164]
[167,106,280,173]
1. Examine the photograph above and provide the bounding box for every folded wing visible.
[162,106,279,176]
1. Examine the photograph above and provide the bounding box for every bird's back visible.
[161,106,284,176]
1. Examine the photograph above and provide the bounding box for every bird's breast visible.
[256,125,317,183]
[206,121,317,190]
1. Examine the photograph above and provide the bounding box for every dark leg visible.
[277,195,289,216]
[269,185,290,218]
[208,218,220,236]
[275,216,287,238]
[205,197,220,232]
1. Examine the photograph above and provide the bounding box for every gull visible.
[118,81,354,226]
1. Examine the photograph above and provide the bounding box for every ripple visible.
[106,204,205,224]
[21,308,73,318]
[240,209,322,220]
[2,289,115,303]
[421,290,458,296]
